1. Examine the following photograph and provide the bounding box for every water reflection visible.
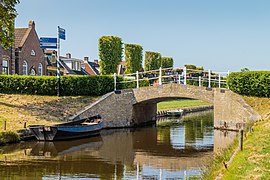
[0,110,236,179]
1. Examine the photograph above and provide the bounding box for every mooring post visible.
[3,121,6,131]
[239,129,244,151]
[159,67,162,85]
[199,76,201,87]
[24,121,27,129]
[114,73,117,91]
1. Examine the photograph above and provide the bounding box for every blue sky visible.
[15,0,270,72]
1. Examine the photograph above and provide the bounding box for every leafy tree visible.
[161,57,173,68]
[124,44,143,74]
[144,51,161,71]
[98,36,123,75]
[0,0,20,48]
[241,67,250,72]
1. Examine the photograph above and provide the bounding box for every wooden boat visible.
[166,109,184,117]
[29,115,103,141]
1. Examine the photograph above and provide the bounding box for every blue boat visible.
[29,115,103,141]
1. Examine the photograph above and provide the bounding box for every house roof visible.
[87,61,100,75]
[14,28,30,48]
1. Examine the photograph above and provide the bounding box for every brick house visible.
[14,21,46,75]
[0,45,15,74]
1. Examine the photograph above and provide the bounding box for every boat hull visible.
[29,122,103,141]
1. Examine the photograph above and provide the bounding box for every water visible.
[0,111,237,179]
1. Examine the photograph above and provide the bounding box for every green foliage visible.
[241,67,250,72]
[124,44,143,74]
[0,0,20,48]
[98,36,123,75]
[0,131,20,145]
[161,57,173,68]
[144,51,161,71]
[185,64,197,70]
[0,75,150,96]
[227,71,270,97]
[116,77,149,89]
[0,75,115,96]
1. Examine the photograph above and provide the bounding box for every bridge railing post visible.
[199,76,201,87]
[184,67,187,85]
[178,74,181,84]
[227,70,230,89]
[114,73,117,91]
[208,69,211,88]
[136,71,139,88]
[218,74,221,88]
[159,67,162,85]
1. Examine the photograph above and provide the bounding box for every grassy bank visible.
[0,94,98,132]
[204,96,270,180]
[157,99,211,111]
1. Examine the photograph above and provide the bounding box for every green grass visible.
[222,120,270,179]
[204,96,270,180]
[157,99,211,111]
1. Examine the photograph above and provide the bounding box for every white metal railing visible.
[114,67,230,90]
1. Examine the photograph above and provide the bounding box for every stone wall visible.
[214,89,261,130]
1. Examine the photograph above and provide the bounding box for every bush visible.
[0,75,115,96]
[0,131,20,145]
[227,71,270,97]
[0,75,150,96]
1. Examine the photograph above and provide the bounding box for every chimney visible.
[84,57,89,62]
[28,20,35,29]
[66,53,71,58]
[94,59,99,64]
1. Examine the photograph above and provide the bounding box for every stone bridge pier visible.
[70,84,261,130]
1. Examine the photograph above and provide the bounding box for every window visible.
[23,61,28,75]
[38,63,43,76]
[2,60,8,74]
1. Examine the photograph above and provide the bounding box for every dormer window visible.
[31,50,36,56]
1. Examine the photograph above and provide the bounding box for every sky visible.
[15,0,270,72]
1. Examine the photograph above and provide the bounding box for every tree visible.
[144,51,161,71]
[124,44,143,74]
[98,36,123,75]
[241,67,250,72]
[0,0,20,49]
[161,57,173,68]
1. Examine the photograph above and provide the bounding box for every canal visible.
[0,111,237,179]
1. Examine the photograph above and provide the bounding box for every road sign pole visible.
[57,26,61,96]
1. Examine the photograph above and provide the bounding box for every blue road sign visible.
[58,26,66,40]
[40,37,57,49]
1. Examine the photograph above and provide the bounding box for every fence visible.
[114,67,230,90]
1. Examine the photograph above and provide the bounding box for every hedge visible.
[227,71,270,97]
[0,75,150,96]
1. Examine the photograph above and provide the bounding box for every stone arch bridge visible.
[71,83,261,130]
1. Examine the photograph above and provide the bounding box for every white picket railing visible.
[114,67,230,91]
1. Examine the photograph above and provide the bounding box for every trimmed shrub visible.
[161,57,173,68]
[144,51,161,71]
[124,44,143,74]
[227,71,270,97]
[99,36,123,75]
[0,75,150,96]
[0,75,115,96]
